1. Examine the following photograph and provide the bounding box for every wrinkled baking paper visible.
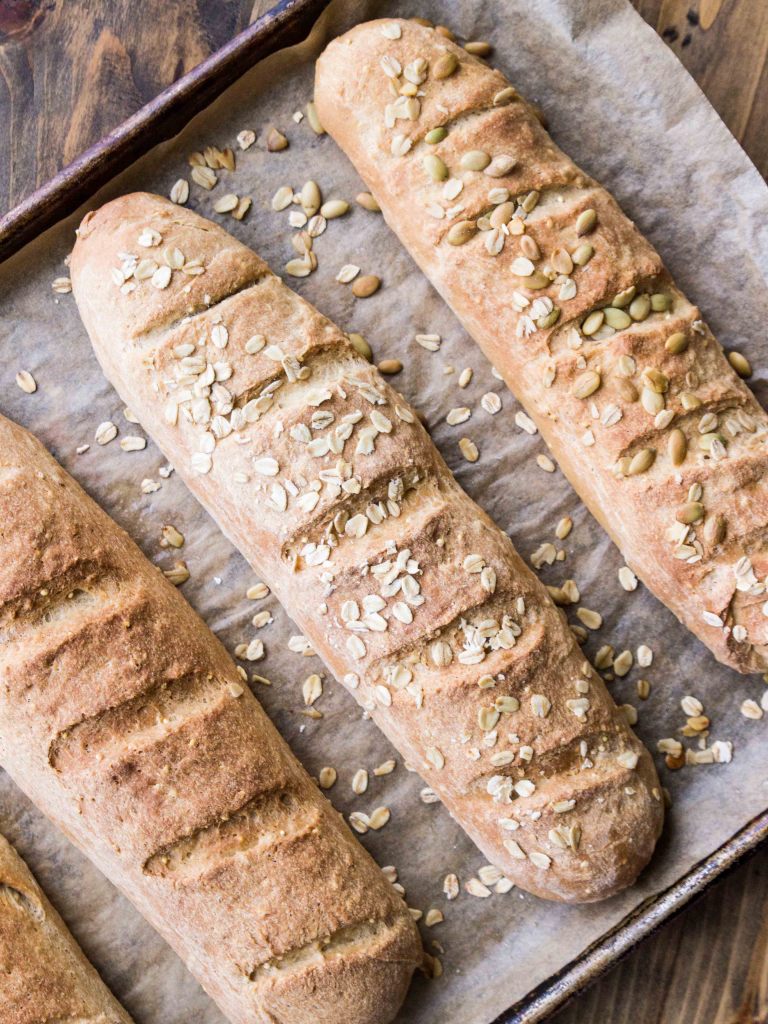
[2,1,767,1021]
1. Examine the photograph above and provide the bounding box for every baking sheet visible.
[2,1,767,1022]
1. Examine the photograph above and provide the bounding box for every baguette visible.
[314,18,768,675]
[0,413,421,1024]
[71,193,663,902]
[0,830,133,1023]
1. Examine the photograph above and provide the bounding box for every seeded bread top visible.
[315,17,768,674]
[71,193,663,904]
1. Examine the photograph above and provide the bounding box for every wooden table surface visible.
[1,1,766,1022]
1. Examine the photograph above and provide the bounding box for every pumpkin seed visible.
[576,208,597,235]
[571,242,594,266]
[488,81,514,105]
[628,448,656,475]
[573,369,601,399]
[677,501,704,524]
[669,428,687,466]
[356,191,380,212]
[306,101,325,134]
[425,126,447,144]
[537,307,560,329]
[490,202,514,228]
[352,275,381,298]
[378,359,402,375]
[320,199,349,219]
[348,333,372,360]
[464,39,492,56]
[582,310,604,336]
[603,307,631,330]
[629,294,651,321]
[433,52,459,78]
[424,154,449,181]
[612,286,636,308]
[728,350,752,377]
[521,189,540,213]
[643,368,668,393]
[699,431,726,451]
[526,271,550,289]
[665,331,688,354]
[447,220,477,245]
[461,150,491,171]
[650,292,671,312]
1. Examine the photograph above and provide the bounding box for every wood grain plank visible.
[553,846,768,1024]
[632,0,768,178]
[0,0,257,212]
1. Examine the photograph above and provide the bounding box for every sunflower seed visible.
[318,766,337,789]
[352,274,381,298]
[306,101,325,134]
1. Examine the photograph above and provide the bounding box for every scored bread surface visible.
[0,413,421,1024]
[314,18,768,675]
[71,192,663,903]
[0,831,133,1024]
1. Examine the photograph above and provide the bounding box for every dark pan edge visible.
[0,0,332,265]
[493,809,768,1023]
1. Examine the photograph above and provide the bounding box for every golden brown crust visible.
[0,413,421,1024]
[314,18,768,675]
[0,831,133,1024]
[70,193,663,903]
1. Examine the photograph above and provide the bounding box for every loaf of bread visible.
[0,413,421,1024]
[0,830,133,1024]
[71,193,662,903]
[314,18,768,675]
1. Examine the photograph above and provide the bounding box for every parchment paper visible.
[2,1,767,1021]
